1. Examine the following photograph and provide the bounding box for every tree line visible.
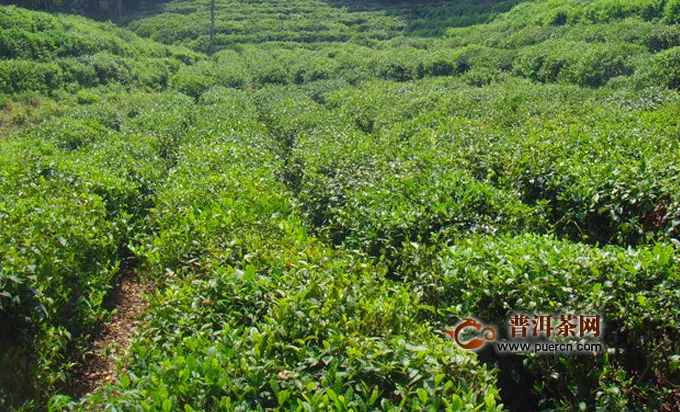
[1,0,167,21]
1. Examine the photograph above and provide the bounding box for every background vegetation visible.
[1,0,679,411]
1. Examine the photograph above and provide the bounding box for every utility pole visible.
[117,0,123,23]
[209,0,216,55]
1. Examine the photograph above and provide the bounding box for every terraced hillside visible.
[126,0,526,48]
[0,0,679,411]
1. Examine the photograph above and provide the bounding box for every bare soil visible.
[69,268,155,399]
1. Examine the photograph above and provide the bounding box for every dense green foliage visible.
[436,236,679,410]
[79,94,502,410]
[1,0,158,21]
[0,6,200,95]
[1,0,680,411]
[0,90,185,407]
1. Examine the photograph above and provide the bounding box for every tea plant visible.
[2,0,680,410]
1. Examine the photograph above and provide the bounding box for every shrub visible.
[82,53,133,85]
[513,41,640,87]
[420,50,456,77]
[646,46,680,89]
[295,56,340,83]
[56,58,98,88]
[665,0,680,24]
[559,43,636,87]
[212,50,248,88]
[0,138,120,405]
[461,67,508,87]
[88,125,502,411]
[0,60,63,94]
[570,0,665,23]
[373,48,424,81]
[646,25,680,51]
[251,60,289,85]
[0,93,178,408]
[0,6,196,96]
[434,234,680,410]
[292,122,545,271]
[170,64,215,99]
[0,190,118,405]
[98,251,502,411]
[4,0,680,410]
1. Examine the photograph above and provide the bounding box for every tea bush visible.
[513,41,640,87]
[0,187,118,406]
[644,46,680,89]
[2,0,680,410]
[293,126,544,267]
[0,6,199,95]
[83,113,502,410]
[665,0,680,24]
[0,138,128,405]
[0,90,183,408]
[89,244,503,411]
[434,234,680,410]
[646,25,680,51]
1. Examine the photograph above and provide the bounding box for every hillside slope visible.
[0,6,200,94]
[0,1,679,411]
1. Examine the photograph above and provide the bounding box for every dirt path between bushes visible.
[69,266,155,399]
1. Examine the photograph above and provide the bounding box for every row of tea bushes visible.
[309,78,680,247]
[428,234,680,410]
[76,94,504,410]
[0,91,199,409]
[0,6,200,95]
